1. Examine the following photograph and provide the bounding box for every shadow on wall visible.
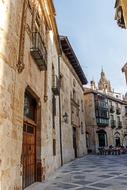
[0,1,24,190]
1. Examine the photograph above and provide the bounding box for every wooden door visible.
[22,123,36,189]
[73,127,77,158]
[98,133,106,147]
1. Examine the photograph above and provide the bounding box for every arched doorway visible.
[97,130,107,147]
[86,132,90,148]
[114,132,121,147]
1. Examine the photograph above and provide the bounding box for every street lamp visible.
[63,112,68,124]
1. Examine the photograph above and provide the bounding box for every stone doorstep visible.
[25,182,49,190]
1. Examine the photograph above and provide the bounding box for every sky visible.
[54,0,127,94]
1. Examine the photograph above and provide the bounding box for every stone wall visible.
[0,0,88,189]
[0,1,24,189]
[122,0,127,28]
[0,0,61,189]
[60,55,87,163]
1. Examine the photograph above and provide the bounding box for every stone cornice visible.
[61,53,84,91]
[39,0,61,55]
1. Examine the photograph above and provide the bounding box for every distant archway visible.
[97,130,107,147]
[86,132,90,148]
[114,132,121,147]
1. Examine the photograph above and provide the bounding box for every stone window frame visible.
[53,139,56,156]
[81,122,84,134]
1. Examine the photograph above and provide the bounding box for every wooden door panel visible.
[22,123,36,189]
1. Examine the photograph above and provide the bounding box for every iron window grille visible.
[30,32,47,71]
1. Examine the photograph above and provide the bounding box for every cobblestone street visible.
[26,155,127,190]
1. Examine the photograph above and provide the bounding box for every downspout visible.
[58,55,63,166]
[44,70,48,102]
[17,0,28,73]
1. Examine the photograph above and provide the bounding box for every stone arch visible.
[114,131,121,147]
[96,130,108,147]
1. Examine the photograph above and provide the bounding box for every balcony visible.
[52,75,60,96]
[111,120,116,129]
[30,32,47,71]
[95,103,108,110]
[124,129,127,137]
[116,107,121,115]
[96,118,109,127]
[118,121,122,129]
[115,1,126,29]
[110,105,115,113]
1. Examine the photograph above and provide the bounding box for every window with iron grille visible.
[53,139,56,156]
[81,122,84,134]
[125,106,127,114]
[52,95,56,128]
[24,92,37,121]
[81,100,84,112]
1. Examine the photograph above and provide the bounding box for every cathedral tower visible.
[98,69,112,92]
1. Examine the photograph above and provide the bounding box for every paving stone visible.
[109,172,122,175]
[44,187,62,190]
[91,183,111,188]
[121,182,127,185]
[72,172,83,175]
[82,170,93,173]
[73,175,85,180]
[77,187,100,190]
[98,174,112,178]
[73,180,91,185]
[62,170,71,173]
[115,176,127,180]
[26,155,127,190]
[56,183,78,189]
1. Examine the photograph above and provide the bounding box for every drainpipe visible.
[58,55,63,166]
[44,70,48,102]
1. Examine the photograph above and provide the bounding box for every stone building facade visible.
[84,71,127,153]
[0,0,61,189]
[122,63,127,85]
[114,0,127,84]
[0,1,88,189]
[115,0,127,29]
[60,36,88,163]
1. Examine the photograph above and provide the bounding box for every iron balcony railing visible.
[52,75,60,96]
[118,121,122,129]
[30,32,47,71]
[96,118,109,127]
[111,120,116,129]
[110,105,115,113]
[116,107,121,115]
[124,129,127,137]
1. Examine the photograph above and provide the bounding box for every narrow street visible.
[26,155,127,190]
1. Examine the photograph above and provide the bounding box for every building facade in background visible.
[84,70,127,153]
[122,63,127,85]
[114,0,127,84]
[60,36,87,163]
[0,1,88,189]
[115,0,127,28]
